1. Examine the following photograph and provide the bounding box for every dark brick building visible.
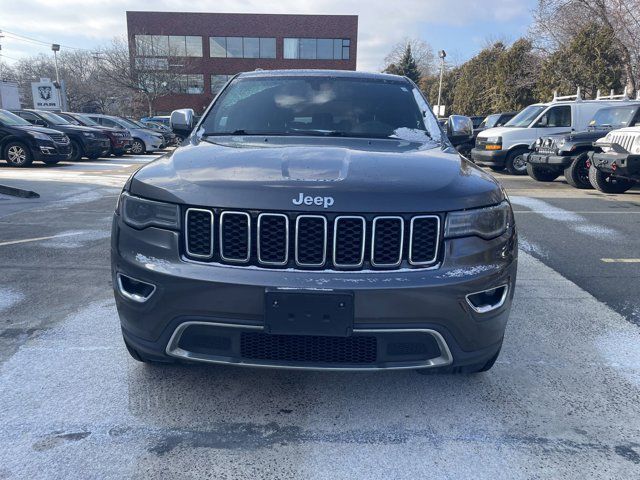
[126,11,358,113]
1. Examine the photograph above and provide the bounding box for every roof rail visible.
[595,89,629,100]
[552,87,583,102]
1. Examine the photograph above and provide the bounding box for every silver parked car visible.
[86,114,164,154]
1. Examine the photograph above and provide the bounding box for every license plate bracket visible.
[264,290,354,337]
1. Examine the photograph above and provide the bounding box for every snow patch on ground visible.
[0,288,25,313]
[511,196,621,240]
[40,230,110,248]
[518,235,548,258]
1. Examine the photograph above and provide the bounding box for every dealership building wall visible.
[126,11,359,114]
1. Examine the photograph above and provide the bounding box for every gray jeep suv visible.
[111,70,517,373]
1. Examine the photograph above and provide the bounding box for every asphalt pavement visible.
[0,155,639,479]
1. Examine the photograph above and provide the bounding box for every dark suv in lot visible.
[112,70,517,373]
[11,109,110,161]
[0,109,71,167]
[58,112,133,156]
[526,104,640,188]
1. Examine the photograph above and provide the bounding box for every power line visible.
[0,28,88,51]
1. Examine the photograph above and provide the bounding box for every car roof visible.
[236,69,410,83]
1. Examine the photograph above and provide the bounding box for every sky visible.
[0,0,537,71]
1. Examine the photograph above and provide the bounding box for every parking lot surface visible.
[0,156,639,479]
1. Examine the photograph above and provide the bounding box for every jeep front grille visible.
[183,208,441,271]
[609,133,637,153]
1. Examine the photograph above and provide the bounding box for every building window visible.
[211,74,232,94]
[173,74,204,94]
[284,38,350,60]
[209,37,277,58]
[135,34,202,57]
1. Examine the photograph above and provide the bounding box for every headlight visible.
[445,201,511,240]
[120,193,180,230]
[82,132,97,138]
[633,135,640,154]
[534,138,542,147]
[29,131,52,141]
[557,138,566,148]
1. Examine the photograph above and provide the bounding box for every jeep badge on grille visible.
[292,193,335,208]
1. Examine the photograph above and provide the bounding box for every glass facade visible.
[135,35,203,57]
[173,74,205,94]
[209,37,276,59]
[283,38,350,60]
[211,74,233,94]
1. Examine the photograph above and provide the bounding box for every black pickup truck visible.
[526,104,640,188]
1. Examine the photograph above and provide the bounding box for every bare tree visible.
[531,0,640,93]
[96,37,195,116]
[383,38,436,77]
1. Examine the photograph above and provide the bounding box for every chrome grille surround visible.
[184,208,214,259]
[408,215,441,266]
[370,216,404,268]
[184,209,441,271]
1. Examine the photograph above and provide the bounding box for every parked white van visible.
[472,89,636,174]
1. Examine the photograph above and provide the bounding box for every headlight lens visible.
[29,131,52,141]
[121,193,180,230]
[445,201,511,240]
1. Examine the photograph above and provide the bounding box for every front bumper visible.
[471,148,508,167]
[143,137,163,152]
[590,151,640,179]
[111,215,517,371]
[527,151,575,168]
[83,137,112,156]
[33,139,72,161]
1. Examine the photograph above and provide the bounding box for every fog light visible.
[117,273,156,303]
[466,285,508,313]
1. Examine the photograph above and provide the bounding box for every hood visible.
[49,124,105,134]
[129,136,504,213]
[476,126,515,139]
[13,125,66,135]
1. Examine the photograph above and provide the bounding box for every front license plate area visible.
[265,290,354,337]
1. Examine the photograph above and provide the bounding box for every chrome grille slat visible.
[295,215,327,267]
[219,211,251,263]
[257,213,289,266]
[333,216,366,268]
[185,210,440,270]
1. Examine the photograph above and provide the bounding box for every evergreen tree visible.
[385,45,422,84]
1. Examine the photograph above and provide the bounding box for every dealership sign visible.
[31,78,66,110]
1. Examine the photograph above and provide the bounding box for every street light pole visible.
[51,43,66,110]
[436,50,447,117]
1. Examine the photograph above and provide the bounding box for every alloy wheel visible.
[513,154,527,172]
[7,145,27,165]
[131,140,144,154]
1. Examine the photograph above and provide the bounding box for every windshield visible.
[37,111,71,125]
[200,76,441,141]
[481,114,501,129]
[0,110,32,126]
[75,114,100,126]
[117,117,141,129]
[590,106,638,128]
[58,114,81,125]
[504,105,546,128]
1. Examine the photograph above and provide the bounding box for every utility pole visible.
[436,50,447,118]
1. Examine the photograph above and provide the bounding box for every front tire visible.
[588,165,634,194]
[4,141,33,167]
[564,154,592,189]
[130,139,146,155]
[526,163,560,182]
[505,148,529,175]
[69,139,83,162]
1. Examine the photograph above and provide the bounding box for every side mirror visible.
[536,115,548,127]
[447,115,473,138]
[170,108,195,136]
[34,119,47,127]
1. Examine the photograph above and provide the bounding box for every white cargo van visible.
[471,89,634,174]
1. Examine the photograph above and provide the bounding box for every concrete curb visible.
[0,184,40,199]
